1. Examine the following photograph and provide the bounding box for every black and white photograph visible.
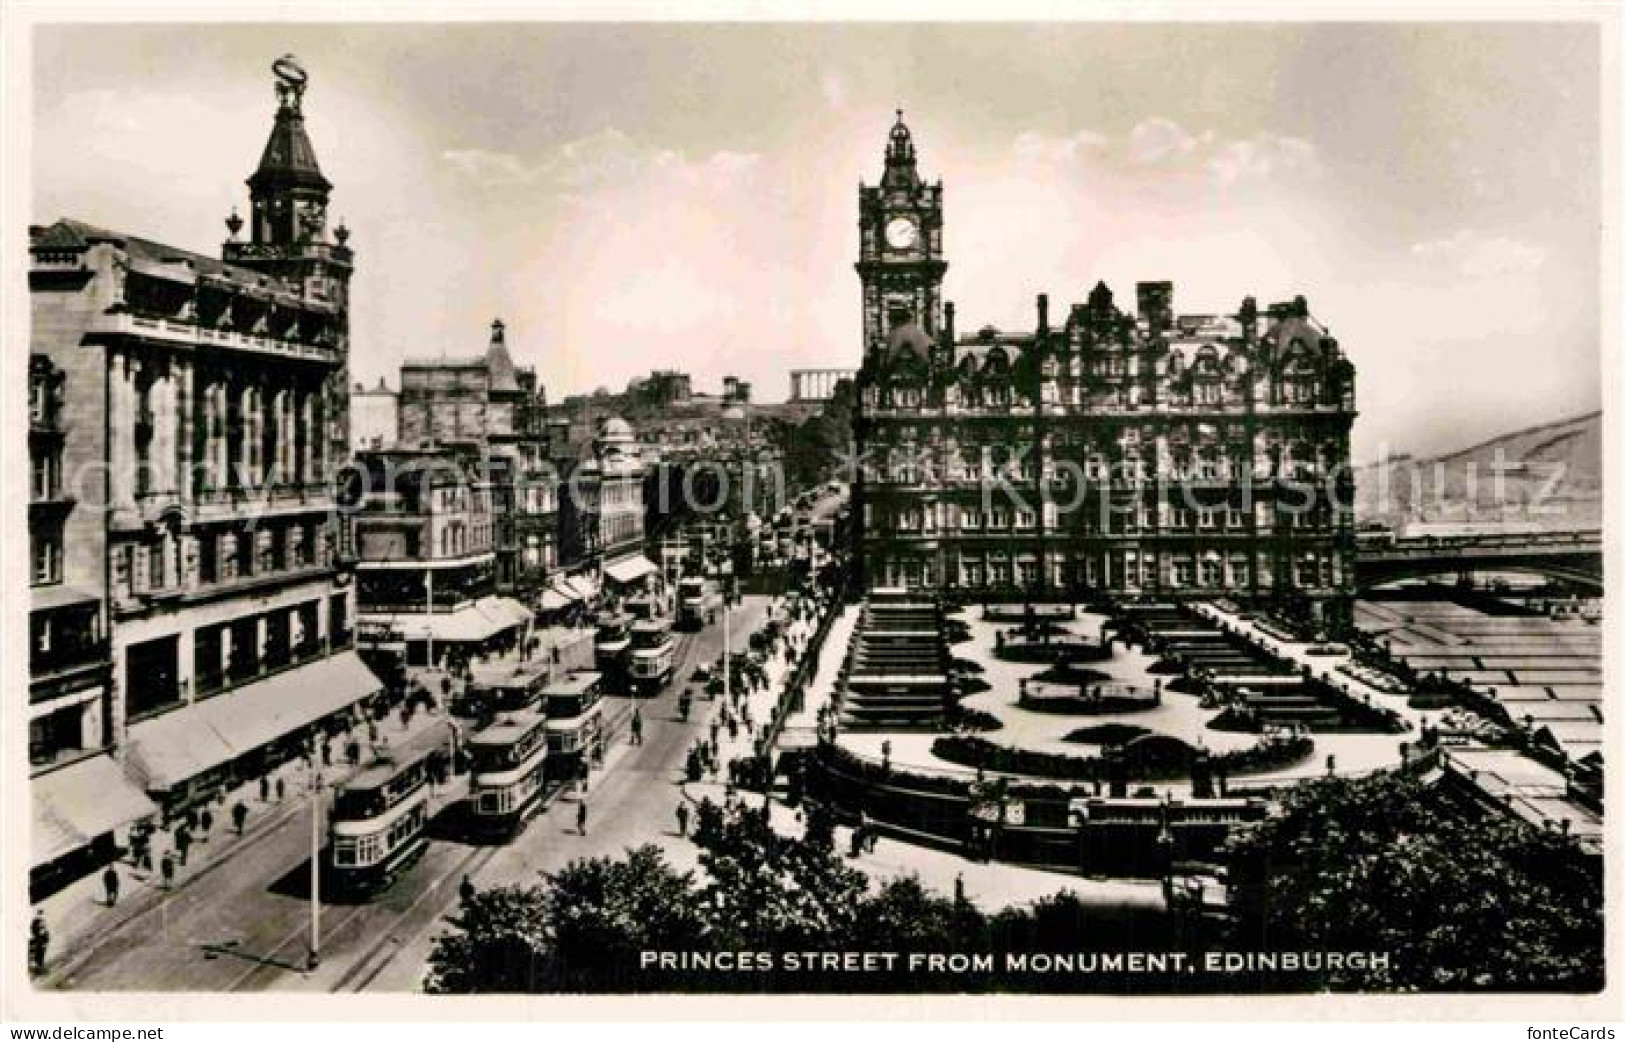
[3,4,1620,1025]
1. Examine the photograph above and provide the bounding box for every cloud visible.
[1128,117,1210,165]
[440,148,539,186]
[1012,129,1110,166]
[1012,118,1317,188]
[1205,134,1318,186]
[1410,230,1547,278]
[441,128,761,195]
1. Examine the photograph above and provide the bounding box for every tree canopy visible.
[1224,771,1603,991]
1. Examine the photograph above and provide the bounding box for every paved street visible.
[39,600,766,993]
[355,596,769,992]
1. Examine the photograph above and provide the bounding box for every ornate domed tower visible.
[223,54,355,481]
[856,111,947,366]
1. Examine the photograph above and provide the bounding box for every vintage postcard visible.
[3,4,1620,1024]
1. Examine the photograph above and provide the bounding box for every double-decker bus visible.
[628,617,678,694]
[677,576,719,630]
[543,670,604,785]
[466,709,549,840]
[593,611,632,683]
[326,725,454,897]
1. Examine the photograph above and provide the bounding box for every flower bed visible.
[1063,723,1153,745]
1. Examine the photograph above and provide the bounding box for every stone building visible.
[350,377,399,451]
[351,447,531,668]
[397,319,558,597]
[853,113,1358,626]
[27,57,376,890]
[556,417,657,591]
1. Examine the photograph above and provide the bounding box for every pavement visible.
[675,596,1122,914]
[34,703,470,990]
[35,628,604,993]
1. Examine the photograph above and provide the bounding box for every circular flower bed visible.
[1063,723,1153,745]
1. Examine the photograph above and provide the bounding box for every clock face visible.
[885,216,919,250]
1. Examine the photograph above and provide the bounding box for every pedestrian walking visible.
[631,708,644,746]
[231,801,248,835]
[258,775,270,803]
[199,807,214,838]
[160,850,176,890]
[28,913,49,976]
[102,863,120,907]
[175,825,192,866]
[129,825,151,873]
[321,739,333,767]
[459,874,476,905]
[576,801,589,836]
[275,777,286,803]
[675,802,689,837]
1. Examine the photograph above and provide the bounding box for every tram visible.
[677,576,719,630]
[628,617,678,694]
[466,709,549,840]
[543,670,604,785]
[326,725,454,897]
[593,611,633,683]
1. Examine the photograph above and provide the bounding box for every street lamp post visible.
[308,770,324,971]
[721,559,735,707]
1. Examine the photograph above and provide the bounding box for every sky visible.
[31,20,1603,462]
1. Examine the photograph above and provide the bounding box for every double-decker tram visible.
[326,725,454,897]
[466,709,549,840]
[677,576,718,631]
[628,617,678,694]
[543,670,604,786]
[593,611,632,684]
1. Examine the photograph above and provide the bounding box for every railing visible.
[92,312,341,363]
[762,570,852,749]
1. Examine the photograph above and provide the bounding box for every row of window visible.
[877,551,1339,591]
[123,593,350,719]
[869,379,1330,411]
[330,803,427,868]
[112,520,332,599]
[876,503,1340,532]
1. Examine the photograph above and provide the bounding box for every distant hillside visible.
[1353,411,1602,532]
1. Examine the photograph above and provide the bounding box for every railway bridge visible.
[1353,528,1603,592]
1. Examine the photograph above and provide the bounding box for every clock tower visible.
[856,111,947,362]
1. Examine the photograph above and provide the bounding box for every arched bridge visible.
[1354,528,1603,592]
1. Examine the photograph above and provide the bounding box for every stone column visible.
[176,357,194,502]
[299,386,315,486]
[109,352,135,510]
[177,626,196,706]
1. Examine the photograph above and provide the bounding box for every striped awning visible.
[124,652,382,792]
[604,554,659,585]
[33,754,158,866]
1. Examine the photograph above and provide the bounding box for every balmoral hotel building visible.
[853,114,1359,627]
[27,58,377,895]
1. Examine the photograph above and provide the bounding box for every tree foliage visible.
[1225,771,1603,991]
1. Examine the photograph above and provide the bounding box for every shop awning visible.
[359,596,532,645]
[538,589,571,612]
[566,576,599,600]
[604,554,659,585]
[125,652,382,792]
[32,754,159,866]
[30,585,101,613]
[548,580,583,604]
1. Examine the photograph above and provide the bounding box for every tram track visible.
[332,624,713,993]
[223,607,739,994]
